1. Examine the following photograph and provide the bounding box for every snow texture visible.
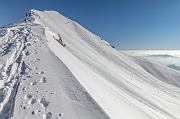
[0,9,180,119]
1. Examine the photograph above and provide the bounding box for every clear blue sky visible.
[0,0,180,50]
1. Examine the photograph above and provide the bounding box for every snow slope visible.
[0,10,180,119]
[120,50,180,71]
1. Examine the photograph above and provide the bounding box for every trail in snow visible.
[0,9,180,119]
[0,11,109,119]
[0,25,32,118]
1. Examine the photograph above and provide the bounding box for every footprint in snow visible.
[59,113,63,117]
[35,58,40,62]
[22,86,27,91]
[32,110,38,115]
[31,81,37,85]
[39,71,44,74]
[29,60,33,63]
[31,99,36,105]
[24,94,32,99]
[40,98,49,108]
[25,51,30,56]
[50,92,55,95]
[32,111,35,115]
[46,112,52,119]
[26,43,31,46]
[40,77,47,83]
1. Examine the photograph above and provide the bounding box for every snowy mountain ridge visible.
[0,10,180,119]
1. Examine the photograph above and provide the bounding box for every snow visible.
[120,50,180,71]
[0,9,180,119]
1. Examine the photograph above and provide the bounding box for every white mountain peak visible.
[0,10,180,119]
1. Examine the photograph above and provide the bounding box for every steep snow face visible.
[0,9,180,119]
[31,10,180,119]
[131,57,180,87]
[0,10,109,119]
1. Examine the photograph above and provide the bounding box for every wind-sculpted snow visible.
[0,10,109,119]
[131,57,180,87]
[0,10,180,119]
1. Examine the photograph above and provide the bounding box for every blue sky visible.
[0,0,180,50]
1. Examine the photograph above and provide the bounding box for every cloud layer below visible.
[120,50,180,71]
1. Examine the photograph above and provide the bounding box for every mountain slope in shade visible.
[167,64,180,71]
[0,10,180,119]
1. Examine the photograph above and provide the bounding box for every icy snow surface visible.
[0,10,180,119]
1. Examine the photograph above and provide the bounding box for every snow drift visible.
[0,9,180,119]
